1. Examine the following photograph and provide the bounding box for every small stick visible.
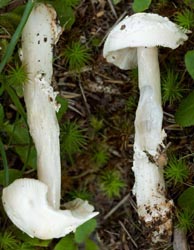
[78,79,91,115]
[107,0,117,19]
[104,193,130,220]
[119,220,138,248]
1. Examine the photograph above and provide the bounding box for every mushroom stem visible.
[21,4,61,209]
[133,46,173,242]
[137,47,161,106]
[135,47,163,153]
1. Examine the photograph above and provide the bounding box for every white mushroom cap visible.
[103,13,189,70]
[2,179,98,240]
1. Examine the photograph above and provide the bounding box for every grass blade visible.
[0,0,35,73]
[5,84,27,122]
[0,136,9,186]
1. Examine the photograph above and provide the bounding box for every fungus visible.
[2,3,98,240]
[103,13,189,242]
[2,179,97,240]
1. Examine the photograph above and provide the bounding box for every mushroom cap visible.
[103,13,189,70]
[2,179,98,240]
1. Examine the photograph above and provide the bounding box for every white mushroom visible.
[2,3,98,239]
[103,13,189,242]
[2,179,98,240]
[21,3,61,209]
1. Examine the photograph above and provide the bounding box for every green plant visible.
[161,69,183,105]
[49,0,80,29]
[184,0,194,9]
[175,9,194,29]
[176,209,194,232]
[60,120,87,161]
[7,63,28,97]
[17,242,34,250]
[7,63,28,86]
[69,189,92,201]
[99,169,125,198]
[4,118,37,169]
[92,144,109,167]
[0,231,19,250]
[175,50,194,126]
[132,0,152,12]
[56,95,69,121]
[125,96,137,113]
[62,41,91,72]
[0,0,34,73]
[175,90,194,127]
[178,186,194,211]
[185,50,194,79]
[0,0,11,9]
[164,154,189,185]
[90,116,104,133]
[128,68,138,91]
[54,219,98,250]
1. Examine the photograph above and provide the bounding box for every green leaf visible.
[0,0,11,8]
[56,96,68,121]
[0,169,21,186]
[85,238,99,250]
[54,234,77,250]
[175,91,194,127]
[13,228,51,247]
[132,0,152,12]
[178,187,194,211]
[4,84,27,122]
[75,219,97,243]
[112,0,122,5]
[4,119,37,168]
[59,6,75,30]
[0,136,9,186]
[49,0,79,29]
[18,242,34,250]
[185,50,194,79]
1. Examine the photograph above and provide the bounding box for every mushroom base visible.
[132,152,174,243]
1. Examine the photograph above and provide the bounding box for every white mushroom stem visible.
[135,47,163,153]
[133,46,173,242]
[21,4,61,209]
[138,47,161,108]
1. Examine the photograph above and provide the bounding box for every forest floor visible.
[1,0,194,250]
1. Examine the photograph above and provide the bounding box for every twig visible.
[107,0,117,19]
[60,90,81,99]
[68,103,85,117]
[78,79,91,115]
[119,220,138,248]
[104,193,130,220]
